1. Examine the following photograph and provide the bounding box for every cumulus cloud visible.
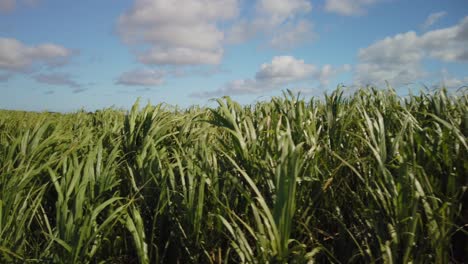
[226,0,315,49]
[355,31,426,86]
[33,73,81,88]
[420,17,468,62]
[355,16,468,87]
[193,56,349,97]
[117,0,238,66]
[0,38,73,72]
[116,69,165,86]
[255,55,315,82]
[422,11,447,30]
[324,0,378,16]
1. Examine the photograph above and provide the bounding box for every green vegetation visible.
[0,87,466,263]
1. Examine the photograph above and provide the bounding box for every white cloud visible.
[316,64,351,87]
[355,31,426,86]
[208,78,263,96]
[118,0,316,68]
[255,55,315,82]
[226,0,315,49]
[33,73,81,88]
[420,17,468,62]
[0,37,72,72]
[437,69,468,89]
[422,11,447,30]
[193,56,348,97]
[256,0,312,25]
[117,0,238,66]
[440,76,468,89]
[269,20,316,49]
[324,0,378,16]
[226,19,256,44]
[116,69,165,86]
[355,16,468,86]
[139,47,223,66]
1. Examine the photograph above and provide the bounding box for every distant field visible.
[0,87,466,263]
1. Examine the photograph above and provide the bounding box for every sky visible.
[0,0,467,112]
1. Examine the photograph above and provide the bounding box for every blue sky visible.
[0,0,467,112]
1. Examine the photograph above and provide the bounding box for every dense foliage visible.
[0,87,466,263]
